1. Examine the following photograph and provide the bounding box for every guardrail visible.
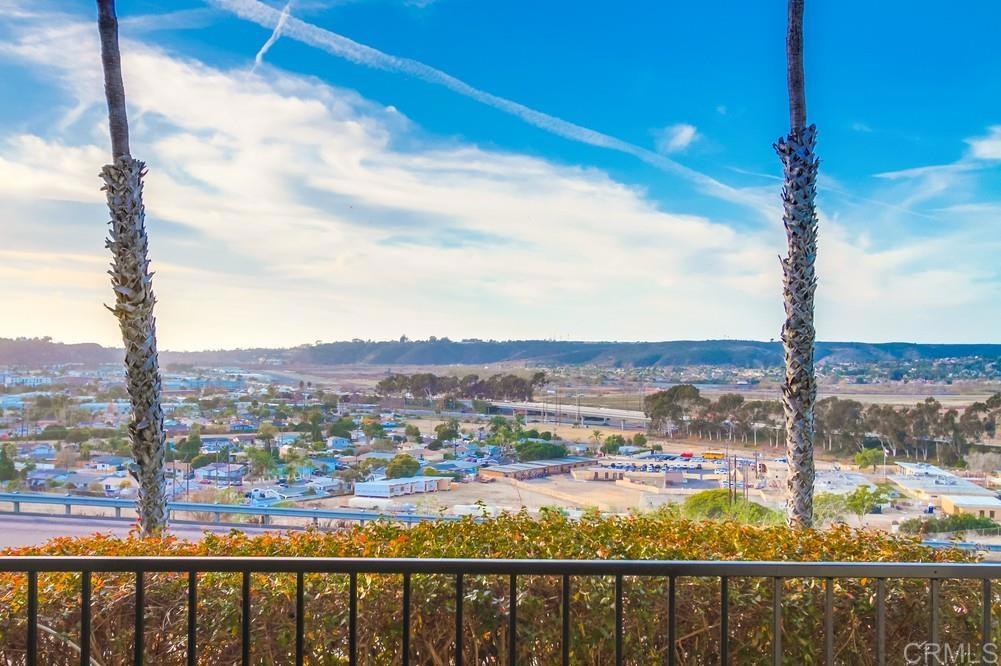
[0,557,997,666]
[0,492,458,526]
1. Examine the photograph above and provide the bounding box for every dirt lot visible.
[312,475,650,514]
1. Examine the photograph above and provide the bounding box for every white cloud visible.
[0,13,785,349]
[655,123,699,154]
[851,122,873,133]
[252,1,292,72]
[967,125,1001,160]
[0,9,997,349]
[206,0,769,215]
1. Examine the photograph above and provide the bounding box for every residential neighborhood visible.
[0,358,998,541]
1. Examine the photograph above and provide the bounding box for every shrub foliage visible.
[0,511,986,665]
[899,513,1000,535]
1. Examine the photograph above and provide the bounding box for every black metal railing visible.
[1,557,998,665]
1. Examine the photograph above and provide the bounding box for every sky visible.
[0,0,999,351]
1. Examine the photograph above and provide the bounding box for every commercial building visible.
[889,462,995,505]
[354,476,452,498]
[940,495,1001,519]
[478,457,594,481]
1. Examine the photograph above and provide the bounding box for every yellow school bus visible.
[703,450,726,460]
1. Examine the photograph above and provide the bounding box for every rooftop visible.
[889,474,996,497]
[942,494,1001,507]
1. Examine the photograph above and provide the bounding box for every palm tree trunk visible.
[778,0,818,528]
[97,0,167,535]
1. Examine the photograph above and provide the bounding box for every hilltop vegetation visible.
[5,336,1001,369]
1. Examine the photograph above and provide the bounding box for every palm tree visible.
[776,0,819,528]
[97,0,167,534]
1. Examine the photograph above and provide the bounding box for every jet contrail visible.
[252,1,291,71]
[208,0,763,211]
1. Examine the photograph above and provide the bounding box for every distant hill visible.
[0,338,119,366]
[291,339,1001,368]
[4,337,1001,369]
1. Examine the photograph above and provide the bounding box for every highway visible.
[493,400,650,424]
[0,514,285,548]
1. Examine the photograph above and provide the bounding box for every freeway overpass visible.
[491,401,650,428]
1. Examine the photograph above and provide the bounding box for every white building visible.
[2,374,53,387]
[941,495,1001,519]
[354,476,452,498]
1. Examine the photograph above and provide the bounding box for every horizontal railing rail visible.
[1,556,1000,577]
[1,556,998,666]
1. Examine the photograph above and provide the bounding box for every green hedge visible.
[899,513,1000,535]
[0,510,986,665]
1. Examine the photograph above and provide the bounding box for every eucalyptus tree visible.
[97,0,167,534]
[776,0,820,527]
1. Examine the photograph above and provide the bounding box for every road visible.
[0,514,285,548]
[493,400,650,424]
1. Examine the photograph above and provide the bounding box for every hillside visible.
[3,337,1001,368]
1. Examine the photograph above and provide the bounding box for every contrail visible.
[208,0,761,211]
[252,1,291,71]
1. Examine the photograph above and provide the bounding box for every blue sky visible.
[0,0,999,350]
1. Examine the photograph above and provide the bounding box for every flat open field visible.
[575,383,1001,409]
[317,475,657,514]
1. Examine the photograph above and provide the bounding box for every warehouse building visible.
[940,495,1001,519]
[479,457,594,481]
[354,475,452,498]
[889,462,995,505]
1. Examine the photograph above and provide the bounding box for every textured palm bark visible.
[776,125,819,528]
[102,157,168,534]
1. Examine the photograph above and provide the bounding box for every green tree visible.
[682,489,781,525]
[434,419,460,442]
[0,445,17,481]
[601,434,626,455]
[283,448,310,480]
[644,384,707,435]
[259,422,278,455]
[362,421,385,441]
[97,0,167,535]
[631,433,647,447]
[176,432,202,462]
[328,418,354,438]
[247,447,278,480]
[386,454,420,479]
[777,0,819,529]
[404,424,421,441]
[813,492,848,526]
[844,486,889,520]
[515,441,567,461]
[190,453,214,469]
[854,447,883,472]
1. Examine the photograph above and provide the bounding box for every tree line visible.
[375,371,547,401]
[644,384,1001,465]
